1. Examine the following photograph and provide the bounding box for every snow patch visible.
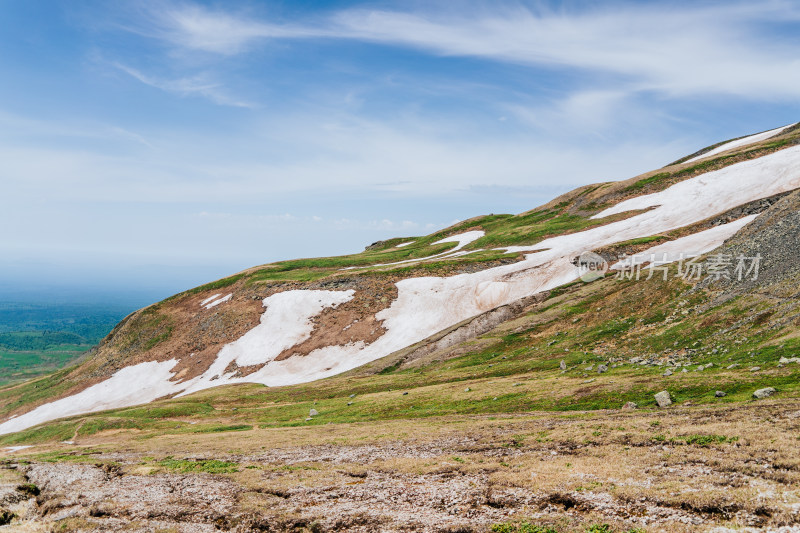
[204,293,232,309]
[592,147,800,225]
[200,294,222,306]
[611,215,758,268]
[178,289,355,394]
[684,123,796,164]
[433,230,484,249]
[0,360,185,435]
[345,230,485,269]
[396,241,415,247]
[2,446,32,453]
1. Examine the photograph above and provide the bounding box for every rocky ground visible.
[1,399,799,532]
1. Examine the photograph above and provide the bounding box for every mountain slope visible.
[1,122,799,437]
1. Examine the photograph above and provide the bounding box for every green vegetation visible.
[191,423,252,433]
[0,302,134,385]
[490,523,643,533]
[624,172,670,192]
[677,434,738,447]
[155,457,239,474]
[491,522,558,533]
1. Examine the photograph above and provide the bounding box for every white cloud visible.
[139,3,323,55]
[128,1,800,100]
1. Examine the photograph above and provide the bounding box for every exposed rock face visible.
[655,391,672,408]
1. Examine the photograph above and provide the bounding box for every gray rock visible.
[655,391,672,408]
[349,394,356,398]
[727,364,739,369]
[753,387,776,399]
[715,391,727,398]
[597,364,608,374]
[309,408,319,417]
[586,365,594,371]
[464,387,471,392]
[749,366,761,372]
[347,402,353,406]
[663,370,673,377]
[622,401,638,410]
[559,360,567,371]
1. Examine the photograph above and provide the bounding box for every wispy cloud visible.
[112,62,254,108]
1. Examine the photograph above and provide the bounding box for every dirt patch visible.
[275,280,399,362]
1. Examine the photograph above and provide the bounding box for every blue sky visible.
[2,0,799,301]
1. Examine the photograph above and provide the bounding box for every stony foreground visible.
[0,400,799,532]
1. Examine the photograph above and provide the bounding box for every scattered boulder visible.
[597,364,608,374]
[753,387,776,399]
[655,391,672,408]
[663,370,673,377]
[779,356,800,364]
[622,401,638,410]
[559,360,567,371]
[309,408,319,417]
[749,366,761,372]
[464,387,471,392]
[349,394,356,398]
[727,364,739,369]
[347,402,353,406]
[715,391,727,398]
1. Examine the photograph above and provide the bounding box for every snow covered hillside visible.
[1,123,799,435]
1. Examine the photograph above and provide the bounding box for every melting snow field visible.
[611,215,758,268]
[0,361,183,435]
[3,147,800,434]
